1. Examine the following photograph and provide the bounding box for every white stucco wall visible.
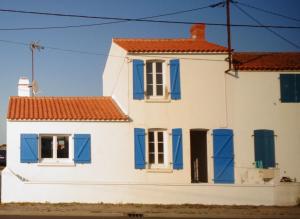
[102,42,129,113]
[226,71,300,183]
[3,46,300,205]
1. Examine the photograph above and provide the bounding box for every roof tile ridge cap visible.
[114,38,190,41]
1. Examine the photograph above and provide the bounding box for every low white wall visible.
[2,168,299,205]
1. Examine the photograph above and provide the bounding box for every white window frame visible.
[38,134,73,164]
[145,60,167,99]
[146,129,169,169]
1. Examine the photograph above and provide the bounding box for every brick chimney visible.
[190,23,206,41]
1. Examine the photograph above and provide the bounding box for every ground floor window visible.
[254,130,275,168]
[148,129,168,168]
[40,135,70,160]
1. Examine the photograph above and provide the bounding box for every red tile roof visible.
[233,52,300,71]
[7,96,128,121]
[113,38,228,53]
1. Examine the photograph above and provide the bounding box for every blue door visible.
[213,129,234,184]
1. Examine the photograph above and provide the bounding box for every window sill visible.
[37,161,75,167]
[145,97,171,103]
[146,168,173,173]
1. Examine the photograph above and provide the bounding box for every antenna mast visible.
[30,41,44,95]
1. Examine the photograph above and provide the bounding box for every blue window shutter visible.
[170,59,181,100]
[134,128,145,169]
[254,130,275,168]
[213,129,234,184]
[133,59,144,100]
[172,128,183,169]
[20,134,38,163]
[74,134,91,163]
[280,74,296,102]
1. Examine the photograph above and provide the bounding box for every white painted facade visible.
[2,39,300,205]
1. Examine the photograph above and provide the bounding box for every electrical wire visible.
[234,4,300,49]
[1,7,300,29]
[0,39,226,61]
[0,2,224,31]
[236,1,300,23]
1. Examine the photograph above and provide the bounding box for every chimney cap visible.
[190,23,206,41]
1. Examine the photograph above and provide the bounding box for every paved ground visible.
[0,203,299,218]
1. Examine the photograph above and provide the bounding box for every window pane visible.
[157,132,164,142]
[148,132,154,142]
[156,85,163,96]
[158,154,164,164]
[149,143,155,153]
[57,136,69,158]
[156,73,163,84]
[146,73,153,84]
[147,85,153,96]
[146,62,152,73]
[41,136,53,158]
[149,153,155,164]
[158,143,164,152]
[156,62,162,73]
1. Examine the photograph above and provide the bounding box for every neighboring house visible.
[2,24,300,205]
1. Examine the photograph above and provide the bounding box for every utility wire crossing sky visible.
[0,0,299,144]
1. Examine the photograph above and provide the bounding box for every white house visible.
[2,24,300,205]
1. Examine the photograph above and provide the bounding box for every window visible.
[20,133,91,164]
[280,74,300,102]
[146,61,164,97]
[134,128,183,170]
[40,135,70,161]
[133,59,181,100]
[147,129,168,168]
[254,130,275,169]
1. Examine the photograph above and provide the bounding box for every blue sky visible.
[0,0,299,143]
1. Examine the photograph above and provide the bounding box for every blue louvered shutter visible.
[74,134,91,163]
[254,130,275,168]
[133,59,144,100]
[172,128,183,169]
[213,129,234,184]
[280,74,296,102]
[170,59,181,100]
[20,134,38,163]
[134,128,145,169]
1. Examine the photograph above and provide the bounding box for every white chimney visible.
[18,77,31,97]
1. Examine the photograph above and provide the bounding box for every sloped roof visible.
[7,96,128,121]
[113,38,228,53]
[232,52,300,71]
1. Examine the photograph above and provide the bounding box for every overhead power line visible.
[234,4,300,49]
[0,39,226,62]
[0,2,223,31]
[0,8,300,29]
[236,1,300,23]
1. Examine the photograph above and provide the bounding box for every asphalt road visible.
[1,216,300,219]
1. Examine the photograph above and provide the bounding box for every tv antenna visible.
[30,41,44,96]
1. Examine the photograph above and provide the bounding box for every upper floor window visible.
[146,61,164,97]
[280,74,300,103]
[133,59,181,100]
